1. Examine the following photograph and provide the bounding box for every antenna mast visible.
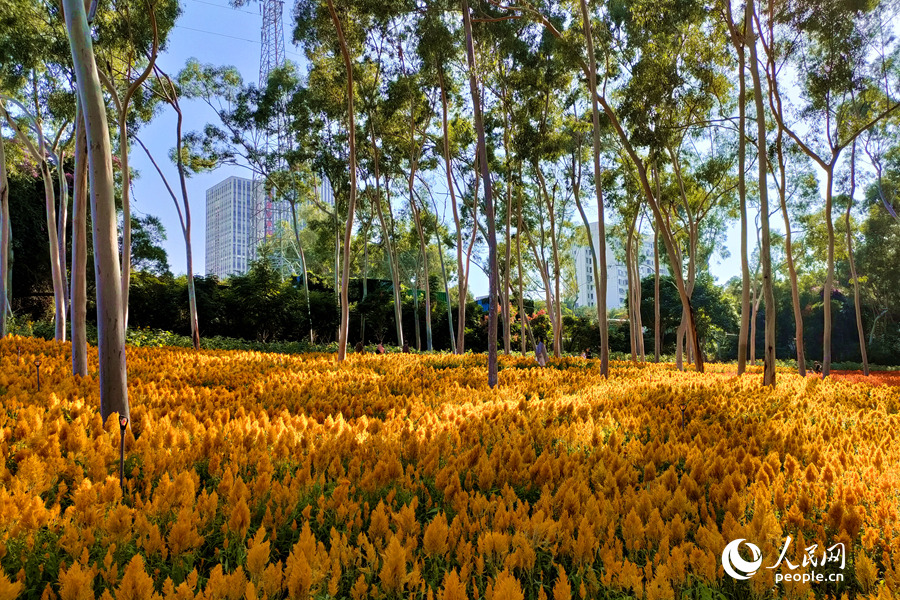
[253,0,290,274]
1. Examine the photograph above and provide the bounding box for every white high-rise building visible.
[572,222,668,310]
[205,176,262,278]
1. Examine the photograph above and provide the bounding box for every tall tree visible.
[63,0,130,422]
[137,66,200,350]
[762,0,899,376]
[0,130,8,337]
[462,0,499,385]
[580,0,610,375]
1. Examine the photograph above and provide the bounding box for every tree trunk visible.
[847,142,868,375]
[726,0,751,376]
[119,115,133,328]
[746,0,776,386]
[361,221,368,342]
[516,176,527,354]
[327,0,358,362]
[580,0,610,375]
[414,257,421,350]
[533,164,562,357]
[456,165,480,353]
[573,175,603,362]
[625,214,638,361]
[71,101,88,376]
[463,0,499,386]
[433,216,456,353]
[0,130,8,337]
[653,220,660,363]
[595,97,703,372]
[633,236,645,361]
[64,0,129,422]
[775,128,806,376]
[171,106,201,351]
[438,71,459,352]
[370,133,404,348]
[501,72,513,356]
[55,151,70,324]
[40,160,66,341]
[410,196,432,351]
[289,201,314,343]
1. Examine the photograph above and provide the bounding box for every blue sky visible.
[133,0,745,295]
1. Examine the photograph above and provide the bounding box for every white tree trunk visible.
[64,0,129,422]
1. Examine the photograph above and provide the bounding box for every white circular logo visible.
[722,539,763,580]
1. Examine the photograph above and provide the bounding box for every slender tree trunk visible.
[580,0,609,375]
[0,131,9,337]
[726,3,751,376]
[438,71,460,353]
[414,256,421,351]
[534,165,562,357]
[821,166,838,377]
[775,129,806,375]
[501,72,513,356]
[596,99,703,372]
[573,177,603,360]
[633,238,645,361]
[516,176,527,354]
[172,108,200,351]
[64,0,129,422]
[370,133,404,348]
[653,220,660,362]
[456,166,480,352]
[327,0,358,362]
[626,216,638,361]
[410,193,433,351]
[289,201,314,343]
[750,282,762,365]
[847,142,868,375]
[361,221,368,342]
[71,101,88,376]
[55,152,70,322]
[433,219,456,353]
[119,116,133,328]
[463,0,499,385]
[39,161,66,341]
[746,0,776,386]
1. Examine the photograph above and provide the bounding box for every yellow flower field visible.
[0,336,899,600]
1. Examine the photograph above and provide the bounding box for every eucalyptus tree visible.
[393,27,439,351]
[357,21,406,348]
[761,0,900,377]
[94,0,177,326]
[1,81,73,343]
[462,0,500,384]
[416,3,468,352]
[63,0,130,422]
[70,99,88,374]
[844,142,869,374]
[665,137,738,368]
[0,0,71,342]
[578,0,610,375]
[721,0,752,375]
[0,129,8,337]
[576,0,731,371]
[293,0,400,359]
[137,64,203,350]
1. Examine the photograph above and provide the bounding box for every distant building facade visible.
[206,174,334,279]
[206,176,261,278]
[572,222,668,310]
